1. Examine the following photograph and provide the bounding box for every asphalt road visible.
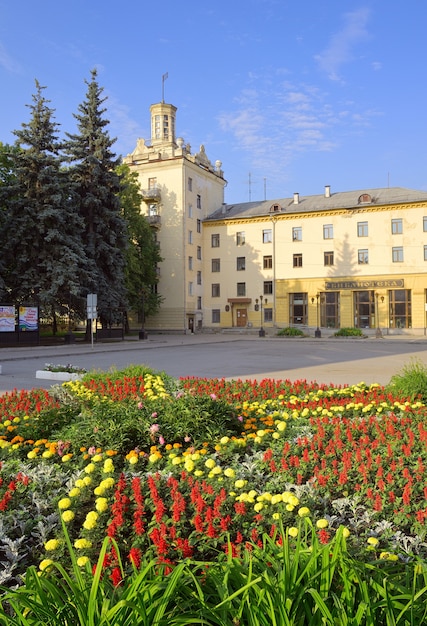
[2,333,427,392]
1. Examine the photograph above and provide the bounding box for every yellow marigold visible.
[316,519,329,529]
[342,527,351,538]
[74,538,92,549]
[44,539,60,551]
[39,559,54,571]
[83,476,92,486]
[205,458,216,469]
[95,498,109,513]
[77,556,90,567]
[84,463,95,474]
[68,488,81,498]
[58,498,72,510]
[27,450,38,459]
[367,537,379,547]
[103,459,114,473]
[129,455,139,465]
[224,468,235,478]
[92,454,103,462]
[184,459,195,472]
[288,527,299,538]
[61,510,75,523]
[62,454,73,463]
[254,502,264,512]
[298,507,310,517]
[234,479,247,489]
[42,450,53,459]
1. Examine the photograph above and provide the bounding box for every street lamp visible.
[139,291,147,340]
[375,293,384,339]
[311,294,321,338]
[255,295,267,337]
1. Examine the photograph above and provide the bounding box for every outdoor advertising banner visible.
[0,306,16,332]
[18,306,38,331]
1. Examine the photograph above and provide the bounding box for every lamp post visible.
[139,290,147,340]
[311,294,321,338]
[375,293,384,339]
[255,295,267,337]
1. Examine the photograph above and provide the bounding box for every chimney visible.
[325,185,331,198]
[293,192,299,205]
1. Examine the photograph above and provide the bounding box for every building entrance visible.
[353,291,375,329]
[236,309,247,327]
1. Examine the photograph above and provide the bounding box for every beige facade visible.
[123,102,226,332]
[125,101,427,335]
[203,188,427,335]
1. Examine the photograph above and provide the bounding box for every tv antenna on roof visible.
[162,72,168,103]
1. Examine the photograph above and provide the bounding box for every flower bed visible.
[0,367,427,592]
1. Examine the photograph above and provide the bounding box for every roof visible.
[204,187,427,222]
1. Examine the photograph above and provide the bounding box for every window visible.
[264,281,273,295]
[211,283,220,297]
[236,231,245,245]
[211,258,220,272]
[424,217,427,232]
[391,218,403,234]
[263,255,272,269]
[212,309,220,323]
[424,245,427,261]
[392,246,404,262]
[188,204,193,218]
[188,177,192,191]
[197,219,201,233]
[293,253,303,267]
[197,246,202,260]
[292,226,302,241]
[237,282,246,296]
[321,292,340,329]
[264,308,273,323]
[358,249,369,264]
[188,230,193,244]
[148,177,157,189]
[211,234,220,247]
[263,229,272,243]
[357,221,368,237]
[197,194,202,209]
[188,282,193,296]
[324,251,334,266]
[236,257,246,271]
[197,296,202,310]
[197,271,202,285]
[389,289,411,329]
[323,224,333,239]
[289,292,308,325]
[149,204,158,216]
[188,256,193,270]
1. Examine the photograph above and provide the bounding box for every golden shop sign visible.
[325,279,404,290]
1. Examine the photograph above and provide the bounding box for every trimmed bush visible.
[277,327,305,337]
[334,327,364,337]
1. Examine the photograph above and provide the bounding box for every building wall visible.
[123,103,226,331]
[202,201,427,334]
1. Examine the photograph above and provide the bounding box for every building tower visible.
[123,102,226,332]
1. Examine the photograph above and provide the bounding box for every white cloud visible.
[314,8,371,81]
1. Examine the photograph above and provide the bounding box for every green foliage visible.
[117,163,163,323]
[63,69,127,325]
[386,358,427,402]
[0,81,87,312]
[277,326,305,337]
[2,522,427,625]
[334,327,364,337]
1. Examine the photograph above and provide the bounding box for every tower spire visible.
[162,72,168,103]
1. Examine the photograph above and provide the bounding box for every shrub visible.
[334,327,364,337]
[277,327,305,337]
[386,358,427,402]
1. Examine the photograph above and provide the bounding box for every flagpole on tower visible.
[162,72,168,102]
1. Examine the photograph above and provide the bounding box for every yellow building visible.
[204,186,427,335]
[123,101,226,332]
[125,100,427,336]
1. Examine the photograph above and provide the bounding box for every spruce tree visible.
[64,69,127,327]
[0,82,87,327]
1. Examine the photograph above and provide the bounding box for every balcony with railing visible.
[141,187,161,201]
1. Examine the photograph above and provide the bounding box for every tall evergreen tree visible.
[64,69,127,327]
[0,82,87,325]
[117,163,162,330]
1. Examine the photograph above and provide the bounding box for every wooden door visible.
[236,309,247,327]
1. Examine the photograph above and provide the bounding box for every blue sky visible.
[1,0,426,204]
